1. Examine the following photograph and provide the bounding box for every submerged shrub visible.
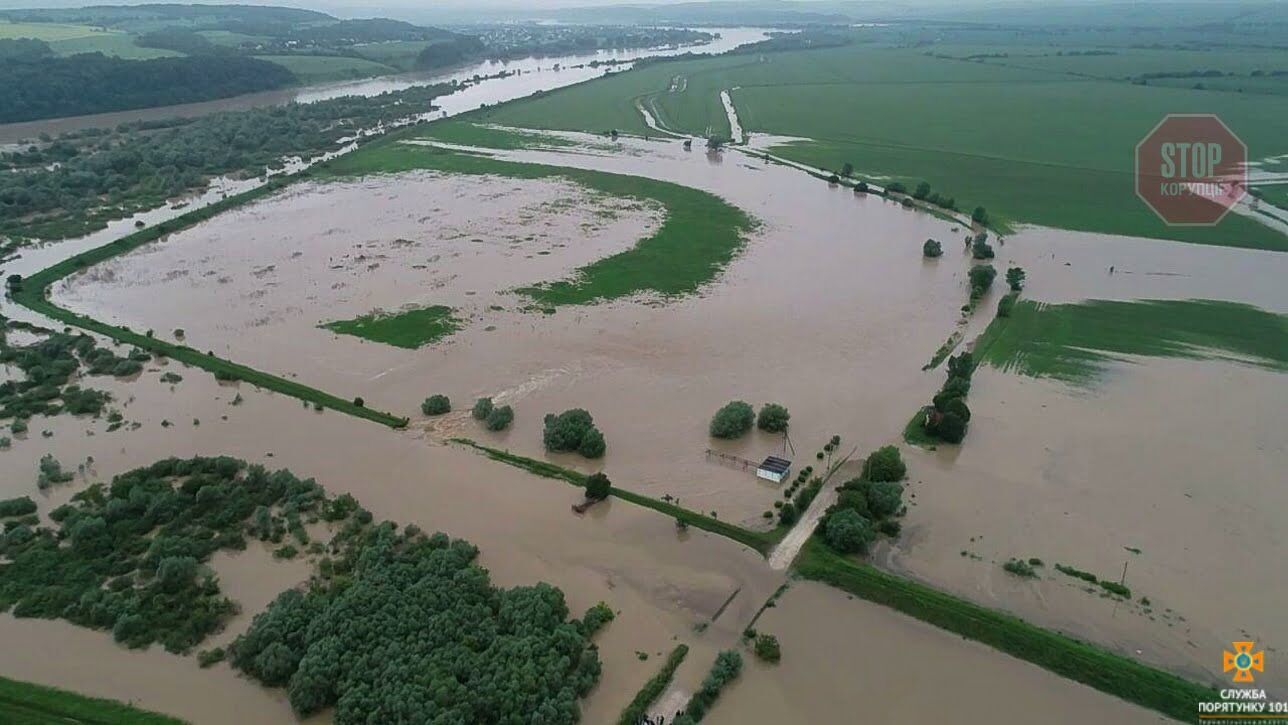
[471,397,494,420]
[484,404,514,431]
[421,394,451,416]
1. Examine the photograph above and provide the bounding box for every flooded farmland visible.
[3,128,1286,722]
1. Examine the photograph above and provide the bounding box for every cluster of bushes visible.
[709,401,790,438]
[0,495,37,518]
[752,632,781,663]
[819,446,907,555]
[1003,558,1042,578]
[543,408,606,458]
[968,264,997,303]
[910,180,957,210]
[1054,563,1132,598]
[0,456,375,654]
[230,522,606,722]
[917,352,975,444]
[35,453,74,490]
[472,396,514,431]
[775,464,819,526]
[673,650,743,724]
[969,232,995,260]
[0,329,126,423]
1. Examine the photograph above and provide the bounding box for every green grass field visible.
[254,54,397,83]
[483,41,1288,251]
[323,141,754,306]
[322,305,460,349]
[974,298,1288,386]
[0,676,182,724]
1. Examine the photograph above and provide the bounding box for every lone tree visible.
[841,162,854,177]
[709,401,755,439]
[471,397,494,420]
[757,403,790,433]
[585,472,612,500]
[972,206,989,225]
[5,274,21,292]
[1006,266,1027,292]
[913,181,931,200]
[922,239,943,258]
[421,395,451,416]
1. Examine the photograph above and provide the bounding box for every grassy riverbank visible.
[794,538,1218,722]
[321,143,754,306]
[8,173,409,429]
[0,676,182,724]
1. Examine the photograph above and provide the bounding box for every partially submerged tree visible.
[585,472,612,500]
[922,239,943,258]
[709,401,755,439]
[757,403,790,433]
[1006,266,1027,292]
[471,397,494,420]
[421,395,450,416]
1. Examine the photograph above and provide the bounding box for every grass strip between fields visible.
[617,644,690,725]
[794,538,1218,721]
[450,439,784,555]
[0,675,183,724]
[9,173,409,429]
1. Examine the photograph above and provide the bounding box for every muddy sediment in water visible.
[708,581,1164,724]
[4,134,1285,720]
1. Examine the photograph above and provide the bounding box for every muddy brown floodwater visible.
[3,131,1286,721]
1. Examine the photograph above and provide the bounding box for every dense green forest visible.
[0,80,455,246]
[0,48,296,123]
[232,523,608,721]
[0,455,607,722]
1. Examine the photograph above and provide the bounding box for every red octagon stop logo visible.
[1135,114,1247,226]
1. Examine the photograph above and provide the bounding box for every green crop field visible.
[483,39,1288,251]
[254,54,397,83]
[322,140,754,306]
[322,305,461,349]
[48,33,180,59]
[974,298,1288,386]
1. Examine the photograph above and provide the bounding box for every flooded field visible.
[890,355,1288,693]
[709,581,1165,724]
[5,128,1287,722]
[55,137,966,527]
